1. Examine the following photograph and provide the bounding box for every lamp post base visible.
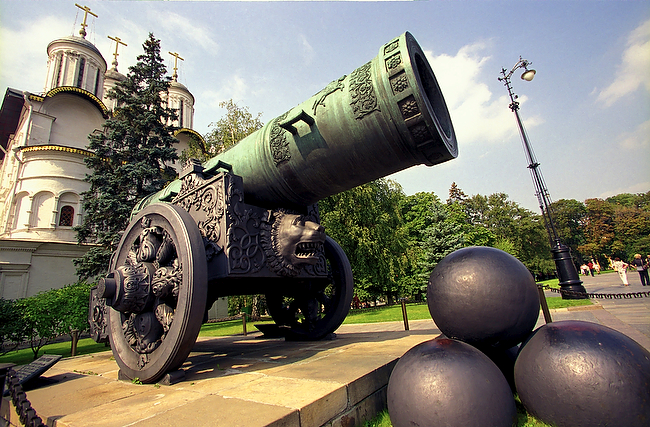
[552,242,587,300]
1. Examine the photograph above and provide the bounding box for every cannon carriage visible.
[89,32,458,384]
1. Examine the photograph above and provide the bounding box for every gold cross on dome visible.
[75,4,98,38]
[169,51,184,81]
[74,3,98,38]
[108,36,127,69]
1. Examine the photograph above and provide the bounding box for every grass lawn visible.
[364,398,555,427]
[199,317,274,337]
[0,338,110,366]
[0,292,591,366]
[344,303,431,324]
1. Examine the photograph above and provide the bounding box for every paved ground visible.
[1,272,648,427]
[539,271,650,351]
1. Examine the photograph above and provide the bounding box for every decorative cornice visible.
[0,246,37,252]
[28,94,45,102]
[174,128,206,150]
[44,86,110,118]
[21,145,95,157]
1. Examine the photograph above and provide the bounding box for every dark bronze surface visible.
[387,338,516,427]
[515,320,650,427]
[427,246,540,348]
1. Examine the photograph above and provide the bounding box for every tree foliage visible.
[577,192,650,262]
[418,199,464,282]
[320,179,409,303]
[8,283,92,360]
[0,298,24,355]
[75,33,179,280]
[180,99,263,164]
[450,191,552,275]
[549,199,587,261]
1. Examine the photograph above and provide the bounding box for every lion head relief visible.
[261,208,326,277]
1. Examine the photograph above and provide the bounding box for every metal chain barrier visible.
[540,285,650,299]
[4,369,44,427]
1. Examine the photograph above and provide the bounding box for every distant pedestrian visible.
[613,257,629,286]
[587,261,595,277]
[631,254,649,286]
[594,260,601,274]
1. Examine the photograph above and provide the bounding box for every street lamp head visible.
[521,68,536,81]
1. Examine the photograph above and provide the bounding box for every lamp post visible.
[499,57,587,299]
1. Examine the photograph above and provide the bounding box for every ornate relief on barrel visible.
[399,96,420,120]
[390,72,409,95]
[409,122,433,146]
[349,62,380,120]
[385,53,402,71]
[384,39,399,54]
[270,111,291,165]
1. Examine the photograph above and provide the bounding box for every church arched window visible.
[13,192,31,230]
[59,205,74,227]
[32,192,55,228]
[93,68,101,96]
[55,52,64,87]
[76,57,86,88]
[179,99,184,128]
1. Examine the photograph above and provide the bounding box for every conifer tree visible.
[75,33,178,280]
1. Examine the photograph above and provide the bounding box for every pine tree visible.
[74,33,179,280]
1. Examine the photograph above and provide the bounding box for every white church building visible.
[0,9,205,302]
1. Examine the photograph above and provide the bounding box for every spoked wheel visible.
[266,236,353,340]
[101,203,207,383]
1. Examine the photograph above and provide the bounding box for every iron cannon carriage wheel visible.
[266,236,353,340]
[105,203,207,383]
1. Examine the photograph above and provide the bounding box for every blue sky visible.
[1,1,648,211]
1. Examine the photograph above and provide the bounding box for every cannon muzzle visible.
[142,32,457,211]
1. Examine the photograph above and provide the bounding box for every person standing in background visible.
[631,254,649,286]
[613,257,630,286]
[587,261,595,277]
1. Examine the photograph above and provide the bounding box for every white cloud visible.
[597,181,650,200]
[0,15,71,93]
[617,119,650,150]
[425,42,543,146]
[147,10,219,53]
[597,18,650,107]
[200,74,250,111]
[299,34,315,65]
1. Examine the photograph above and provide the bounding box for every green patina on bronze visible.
[136,32,457,215]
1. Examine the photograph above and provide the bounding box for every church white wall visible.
[0,240,89,299]
[43,94,104,149]
[6,149,88,242]
[29,111,56,146]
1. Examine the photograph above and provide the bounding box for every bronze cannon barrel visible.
[146,32,457,211]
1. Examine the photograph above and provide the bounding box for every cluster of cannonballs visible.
[387,246,650,427]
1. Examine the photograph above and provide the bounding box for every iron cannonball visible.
[479,344,520,393]
[387,338,516,427]
[514,320,650,427]
[439,333,520,392]
[427,246,539,348]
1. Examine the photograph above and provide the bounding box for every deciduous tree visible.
[320,179,408,304]
[180,100,263,163]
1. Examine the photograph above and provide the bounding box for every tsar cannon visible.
[89,32,458,384]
